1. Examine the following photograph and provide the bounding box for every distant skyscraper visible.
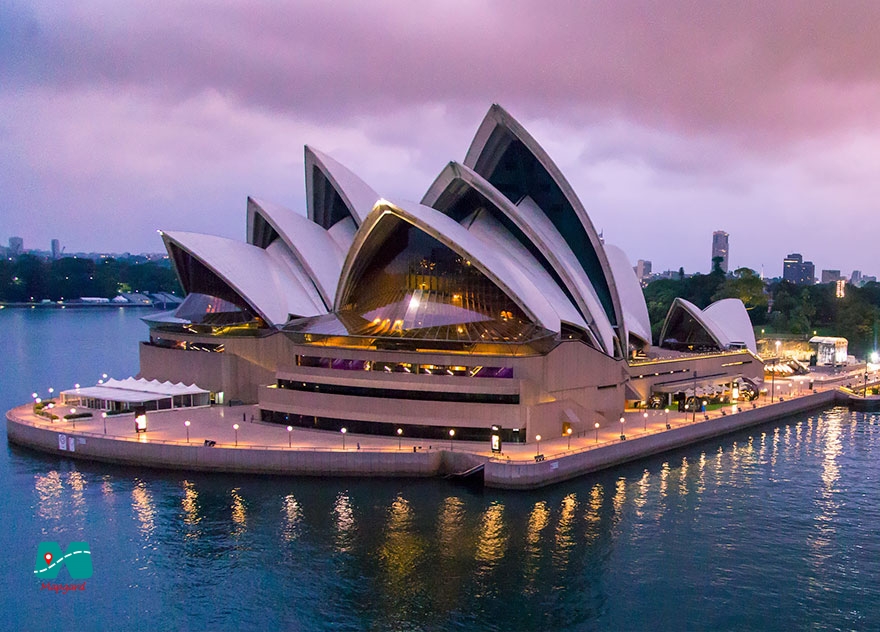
[51,239,61,260]
[851,270,862,286]
[821,269,842,284]
[635,259,652,283]
[711,231,729,273]
[8,236,23,257]
[783,253,815,285]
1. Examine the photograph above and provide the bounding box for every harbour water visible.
[3,308,880,631]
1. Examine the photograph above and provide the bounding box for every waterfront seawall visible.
[484,389,846,489]
[5,412,443,478]
[6,389,852,488]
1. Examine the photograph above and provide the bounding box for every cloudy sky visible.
[3,1,879,277]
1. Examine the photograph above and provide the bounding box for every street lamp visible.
[664,407,670,429]
[341,427,347,450]
[449,428,455,450]
[619,416,626,440]
[233,423,239,446]
[643,411,648,431]
[102,412,108,434]
[184,420,190,443]
[70,408,76,430]
[287,425,293,447]
[397,427,403,450]
[535,434,542,456]
[594,422,600,443]
[566,427,573,449]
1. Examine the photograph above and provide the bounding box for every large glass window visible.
[340,218,540,343]
[660,307,720,352]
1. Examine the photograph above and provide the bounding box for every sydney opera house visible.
[141,105,762,444]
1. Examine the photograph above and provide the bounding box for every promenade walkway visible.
[6,369,874,488]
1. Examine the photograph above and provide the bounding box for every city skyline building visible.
[8,236,23,257]
[783,253,815,285]
[821,269,842,284]
[51,239,61,260]
[635,259,652,285]
[712,231,729,273]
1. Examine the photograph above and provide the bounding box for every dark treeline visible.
[0,255,181,302]
[643,260,880,357]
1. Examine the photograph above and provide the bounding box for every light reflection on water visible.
[131,480,155,537]
[523,500,550,592]
[333,492,355,552]
[281,493,302,543]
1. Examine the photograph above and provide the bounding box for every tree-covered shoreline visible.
[0,255,181,303]
[644,262,880,358]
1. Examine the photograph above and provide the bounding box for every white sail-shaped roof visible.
[422,161,609,351]
[604,244,652,349]
[659,298,732,351]
[327,216,357,252]
[703,298,757,354]
[161,230,325,326]
[305,146,379,229]
[337,199,562,331]
[246,197,346,309]
[460,207,589,333]
[462,104,625,354]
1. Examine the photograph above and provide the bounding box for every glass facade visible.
[296,217,552,345]
[660,306,721,353]
[175,293,252,326]
[276,379,519,404]
[294,355,513,378]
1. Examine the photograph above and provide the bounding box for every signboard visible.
[490,425,502,453]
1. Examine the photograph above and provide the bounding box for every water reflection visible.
[333,492,355,552]
[679,457,689,497]
[553,493,577,574]
[281,494,302,542]
[771,427,780,468]
[807,412,844,582]
[131,480,155,537]
[181,480,201,531]
[696,452,706,497]
[437,496,465,557]
[101,475,114,500]
[34,471,63,521]
[523,501,550,592]
[634,470,650,513]
[230,488,247,537]
[474,502,507,570]
[67,471,86,519]
[584,484,604,543]
[657,462,669,520]
[613,477,626,522]
[379,495,424,602]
